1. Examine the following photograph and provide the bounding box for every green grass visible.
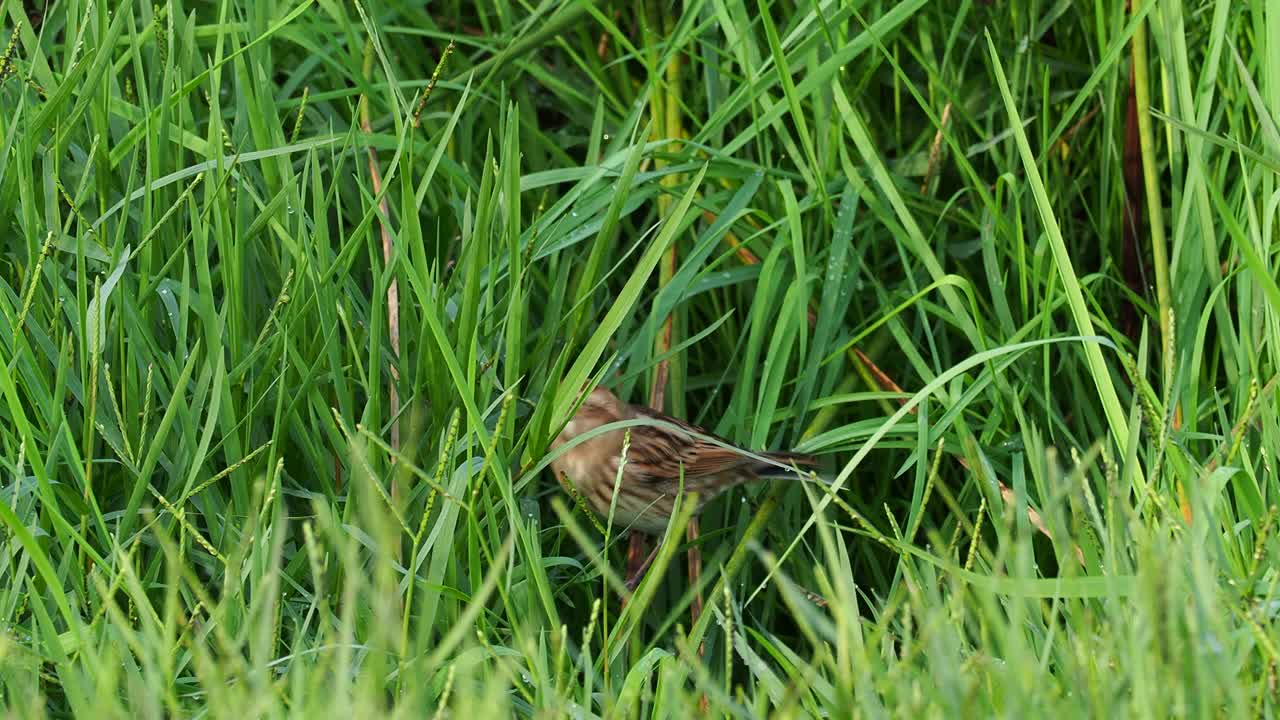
[1,0,1278,716]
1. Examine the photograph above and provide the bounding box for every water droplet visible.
[571,211,578,217]
[603,133,611,140]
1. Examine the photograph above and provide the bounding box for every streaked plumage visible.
[549,386,817,535]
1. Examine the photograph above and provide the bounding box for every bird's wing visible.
[623,406,755,480]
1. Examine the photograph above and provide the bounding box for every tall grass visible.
[1,0,1278,717]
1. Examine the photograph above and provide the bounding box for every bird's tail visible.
[752,450,820,479]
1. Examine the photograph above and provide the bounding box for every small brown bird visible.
[549,386,818,538]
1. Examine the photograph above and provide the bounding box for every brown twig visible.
[953,453,1085,566]
[360,41,401,510]
[1053,103,1101,158]
[596,9,621,59]
[854,348,915,414]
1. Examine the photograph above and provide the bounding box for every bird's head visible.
[553,384,625,450]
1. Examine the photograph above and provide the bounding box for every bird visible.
[549,385,819,542]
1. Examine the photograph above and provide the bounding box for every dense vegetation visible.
[1,0,1278,716]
